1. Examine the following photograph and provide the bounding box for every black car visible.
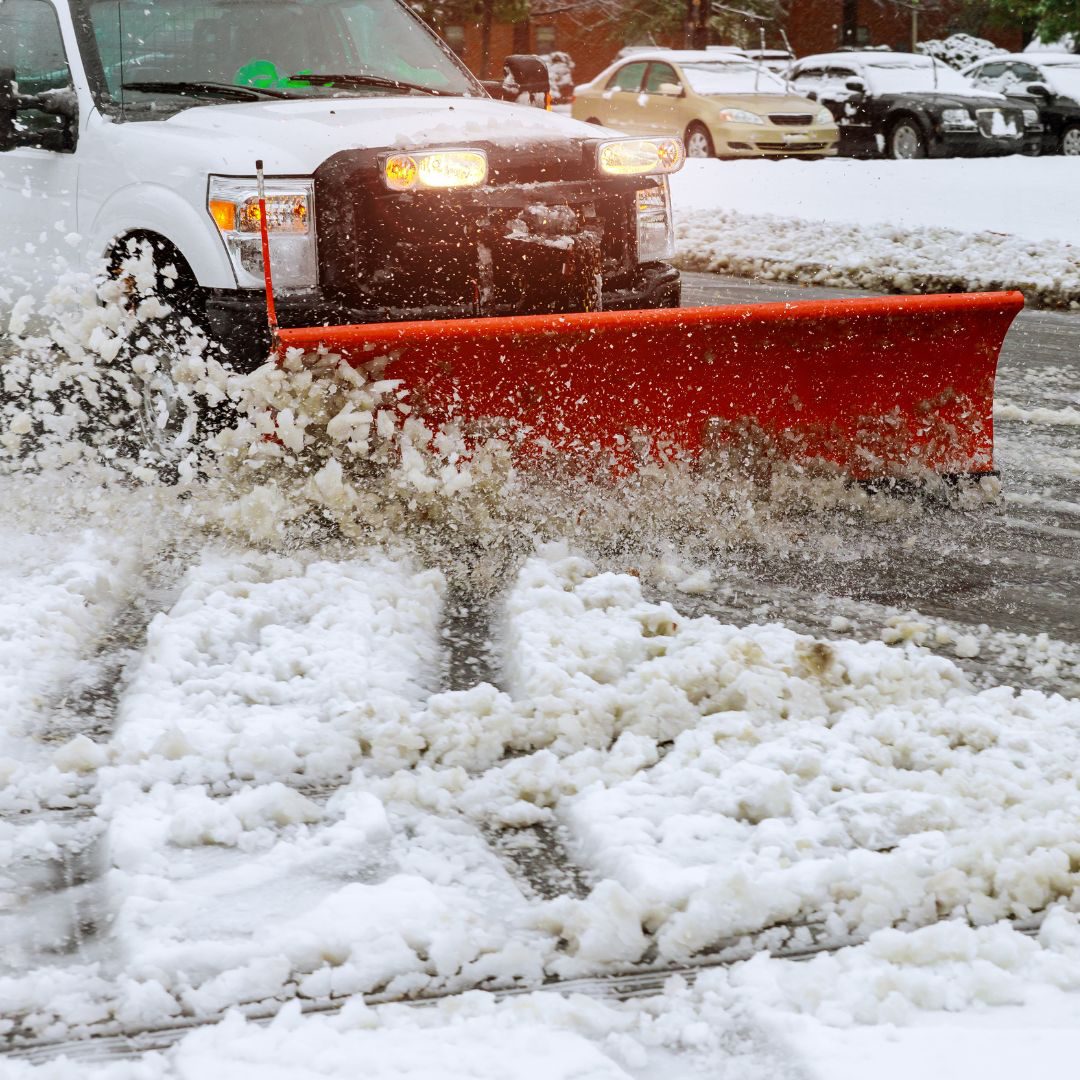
[963,53,1080,156]
[788,52,1036,159]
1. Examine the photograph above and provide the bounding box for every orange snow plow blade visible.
[278,291,1023,481]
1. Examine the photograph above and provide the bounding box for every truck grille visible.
[313,148,646,317]
[769,113,813,126]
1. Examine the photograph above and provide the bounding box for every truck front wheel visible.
[106,235,221,475]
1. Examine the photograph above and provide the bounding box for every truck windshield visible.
[85,0,478,108]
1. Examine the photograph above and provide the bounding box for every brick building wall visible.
[787,1,1024,56]
[432,1,1025,84]
[435,12,626,83]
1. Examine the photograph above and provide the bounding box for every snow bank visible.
[671,159,1080,306]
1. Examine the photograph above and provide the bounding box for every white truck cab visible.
[0,0,682,363]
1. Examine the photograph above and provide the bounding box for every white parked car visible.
[0,0,684,362]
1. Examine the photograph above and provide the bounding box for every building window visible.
[856,25,870,45]
[535,25,556,53]
[443,25,465,55]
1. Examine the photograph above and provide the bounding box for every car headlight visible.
[598,138,684,177]
[636,180,674,263]
[1022,108,1040,127]
[715,108,765,124]
[381,149,488,191]
[940,108,975,129]
[208,176,317,289]
[815,107,834,125]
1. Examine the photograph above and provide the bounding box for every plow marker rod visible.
[278,291,1024,480]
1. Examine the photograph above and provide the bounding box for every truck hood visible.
[156,95,609,174]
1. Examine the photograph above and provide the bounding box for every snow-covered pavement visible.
[671,158,1080,305]
[3,523,1080,1076]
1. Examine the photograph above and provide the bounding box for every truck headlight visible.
[382,149,488,191]
[208,176,317,289]
[598,138,684,177]
[941,108,975,130]
[636,180,674,262]
[1022,108,1041,128]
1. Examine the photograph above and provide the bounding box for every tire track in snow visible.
[2,564,188,976]
[441,582,592,902]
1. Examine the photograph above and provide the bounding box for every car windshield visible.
[862,58,985,96]
[680,62,788,95]
[85,0,477,108]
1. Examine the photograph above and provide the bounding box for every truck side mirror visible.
[0,68,16,153]
[501,54,550,101]
[37,86,79,152]
[1026,82,1051,99]
[845,78,866,93]
[0,69,78,153]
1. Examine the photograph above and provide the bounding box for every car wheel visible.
[1061,124,1080,156]
[685,122,714,159]
[888,118,926,160]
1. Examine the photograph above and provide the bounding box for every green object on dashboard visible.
[234,60,319,89]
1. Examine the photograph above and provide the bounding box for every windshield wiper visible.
[121,81,298,101]
[290,73,453,97]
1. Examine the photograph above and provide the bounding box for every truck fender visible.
[87,183,237,290]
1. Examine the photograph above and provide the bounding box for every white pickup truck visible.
[0,0,683,364]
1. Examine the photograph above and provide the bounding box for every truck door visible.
[0,0,80,306]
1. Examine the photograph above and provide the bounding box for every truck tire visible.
[107,236,221,476]
[1061,124,1080,156]
[685,121,714,159]
[888,118,926,160]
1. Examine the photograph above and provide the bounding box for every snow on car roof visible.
[1019,53,1080,66]
[793,51,939,69]
[612,49,749,65]
[963,52,1080,67]
[794,51,998,98]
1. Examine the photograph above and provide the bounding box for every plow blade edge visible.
[278,291,1024,480]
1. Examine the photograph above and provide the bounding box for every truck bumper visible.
[204,262,682,370]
